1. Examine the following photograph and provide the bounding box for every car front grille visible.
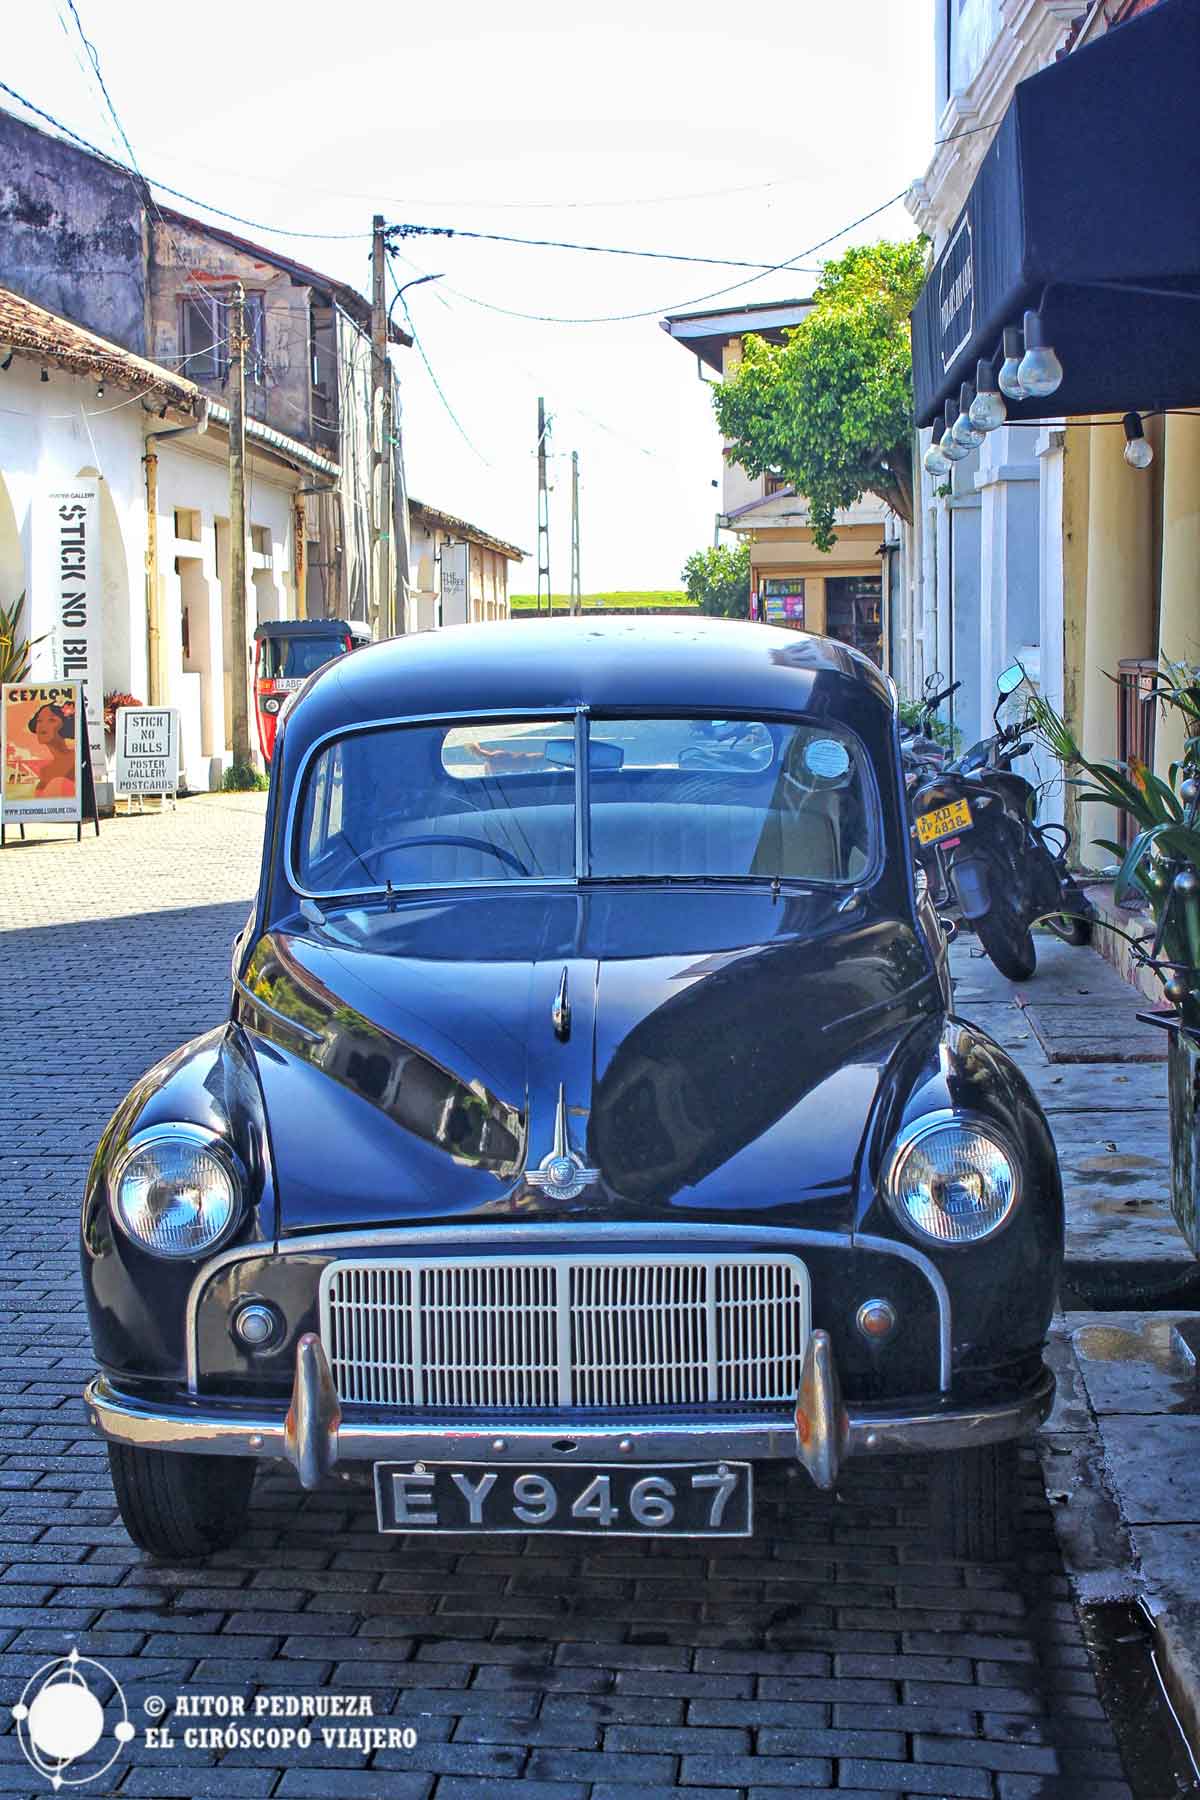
[320,1253,810,1411]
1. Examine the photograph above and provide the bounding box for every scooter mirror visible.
[924,671,944,694]
[997,662,1026,696]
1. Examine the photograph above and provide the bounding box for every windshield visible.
[260,634,350,680]
[294,714,876,896]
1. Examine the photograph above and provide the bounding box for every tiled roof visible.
[408,497,526,560]
[0,285,199,407]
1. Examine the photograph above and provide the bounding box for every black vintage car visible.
[82,617,1061,1561]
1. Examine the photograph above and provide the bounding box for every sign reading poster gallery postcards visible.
[0,679,100,845]
[114,707,179,810]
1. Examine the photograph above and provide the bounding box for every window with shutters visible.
[179,290,266,384]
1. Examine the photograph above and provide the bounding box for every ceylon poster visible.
[1,680,83,823]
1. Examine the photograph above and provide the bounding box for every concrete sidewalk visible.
[953,932,1200,1758]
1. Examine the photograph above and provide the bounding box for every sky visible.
[7,1,936,591]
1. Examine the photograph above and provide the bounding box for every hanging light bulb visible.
[969,358,1006,431]
[1017,309,1064,398]
[940,399,969,462]
[998,327,1025,401]
[952,381,985,449]
[924,429,952,477]
[1123,411,1154,470]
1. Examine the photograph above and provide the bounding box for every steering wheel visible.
[361,834,532,878]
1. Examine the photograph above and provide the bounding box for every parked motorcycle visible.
[900,674,958,795]
[908,663,1094,981]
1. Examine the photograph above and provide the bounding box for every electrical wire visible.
[52,7,261,327]
[390,223,815,274]
[384,252,491,466]
[434,189,909,327]
[0,78,367,242]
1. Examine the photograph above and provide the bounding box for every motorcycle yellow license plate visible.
[916,797,973,845]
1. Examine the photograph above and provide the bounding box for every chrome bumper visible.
[86,1330,1055,1494]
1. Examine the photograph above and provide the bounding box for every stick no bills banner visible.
[40,481,104,771]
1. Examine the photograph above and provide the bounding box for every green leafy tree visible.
[681,542,751,619]
[712,239,927,551]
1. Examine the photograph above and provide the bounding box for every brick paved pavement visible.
[0,798,1134,1798]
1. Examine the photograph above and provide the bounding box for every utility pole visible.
[228,281,252,768]
[536,397,551,614]
[371,214,392,638]
[569,451,581,615]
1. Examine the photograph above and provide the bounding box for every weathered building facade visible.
[407,500,523,632]
[0,283,322,797]
[0,104,409,635]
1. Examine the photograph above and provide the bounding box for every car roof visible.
[280,616,893,754]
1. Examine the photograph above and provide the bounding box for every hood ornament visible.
[526,1085,598,1201]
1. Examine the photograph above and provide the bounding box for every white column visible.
[1036,427,1066,826]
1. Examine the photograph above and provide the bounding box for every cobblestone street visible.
[0,798,1135,1799]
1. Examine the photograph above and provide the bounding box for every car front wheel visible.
[929,1441,1020,1561]
[107,1444,254,1559]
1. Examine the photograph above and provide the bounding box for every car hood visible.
[241,889,939,1236]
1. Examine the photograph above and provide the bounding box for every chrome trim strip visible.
[855,1232,953,1393]
[234,974,324,1044]
[184,1221,952,1396]
[574,707,590,877]
[86,1368,1053,1469]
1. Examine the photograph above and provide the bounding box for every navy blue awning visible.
[911,0,1200,427]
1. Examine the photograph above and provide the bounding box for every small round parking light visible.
[233,1302,282,1349]
[856,1299,897,1341]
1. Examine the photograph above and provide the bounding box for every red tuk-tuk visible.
[253,619,370,763]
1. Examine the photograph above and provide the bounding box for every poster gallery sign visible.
[115,707,180,796]
[40,481,105,769]
[1,680,83,823]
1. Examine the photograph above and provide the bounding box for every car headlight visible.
[885,1114,1018,1246]
[110,1127,241,1257]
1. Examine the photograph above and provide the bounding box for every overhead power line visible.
[384,252,491,466]
[390,222,814,274]
[432,190,911,328]
[0,77,367,241]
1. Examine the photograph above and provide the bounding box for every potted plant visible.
[0,593,46,684]
[1031,664,1200,1250]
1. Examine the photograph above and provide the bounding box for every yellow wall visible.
[748,523,883,638]
[1063,409,1200,857]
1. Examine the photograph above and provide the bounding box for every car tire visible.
[107,1444,254,1559]
[930,1441,1020,1561]
[973,896,1038,981]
